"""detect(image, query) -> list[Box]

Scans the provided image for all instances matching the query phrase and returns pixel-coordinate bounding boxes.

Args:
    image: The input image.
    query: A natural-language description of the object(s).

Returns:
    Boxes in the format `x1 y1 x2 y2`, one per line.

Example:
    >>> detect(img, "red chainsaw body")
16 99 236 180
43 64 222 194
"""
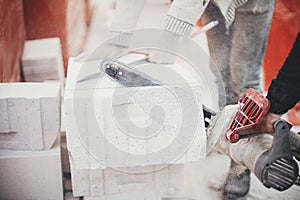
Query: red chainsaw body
226 88 270 143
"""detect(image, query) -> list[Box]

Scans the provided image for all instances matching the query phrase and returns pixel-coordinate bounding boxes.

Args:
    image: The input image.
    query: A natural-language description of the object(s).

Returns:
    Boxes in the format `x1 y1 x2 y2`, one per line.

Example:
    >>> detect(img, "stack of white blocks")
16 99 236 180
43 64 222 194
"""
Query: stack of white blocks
21 37 65 85
0 82 63 200
64 56 207 199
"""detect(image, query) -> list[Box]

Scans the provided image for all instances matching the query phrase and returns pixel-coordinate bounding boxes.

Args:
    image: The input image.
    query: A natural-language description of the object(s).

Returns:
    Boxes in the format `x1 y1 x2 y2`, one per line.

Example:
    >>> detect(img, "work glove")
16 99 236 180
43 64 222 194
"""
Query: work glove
109 0 146 48
149 0 209 64
258 112 282 133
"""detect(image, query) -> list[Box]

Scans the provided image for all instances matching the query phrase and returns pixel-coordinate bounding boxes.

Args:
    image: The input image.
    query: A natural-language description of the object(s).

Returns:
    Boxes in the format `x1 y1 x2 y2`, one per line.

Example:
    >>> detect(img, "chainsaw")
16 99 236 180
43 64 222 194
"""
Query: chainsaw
78 57 300 191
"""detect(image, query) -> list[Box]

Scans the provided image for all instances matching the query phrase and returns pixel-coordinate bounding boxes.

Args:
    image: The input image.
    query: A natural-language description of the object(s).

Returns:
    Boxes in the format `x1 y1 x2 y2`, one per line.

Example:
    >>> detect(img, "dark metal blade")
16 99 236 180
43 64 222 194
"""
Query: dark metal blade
101 59 160 87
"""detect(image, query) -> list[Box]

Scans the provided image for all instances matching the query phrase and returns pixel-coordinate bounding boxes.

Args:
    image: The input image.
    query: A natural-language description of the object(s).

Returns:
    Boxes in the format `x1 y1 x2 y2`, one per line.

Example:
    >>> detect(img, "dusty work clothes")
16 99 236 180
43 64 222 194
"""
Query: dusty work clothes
267 32 300 114
202 0 276 108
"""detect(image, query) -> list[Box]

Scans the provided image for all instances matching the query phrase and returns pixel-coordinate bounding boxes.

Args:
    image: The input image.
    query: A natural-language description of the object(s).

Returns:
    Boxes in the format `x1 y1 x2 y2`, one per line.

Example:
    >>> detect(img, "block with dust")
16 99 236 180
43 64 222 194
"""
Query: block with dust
0 136 63 200
64 57 207 168
0 82 61 150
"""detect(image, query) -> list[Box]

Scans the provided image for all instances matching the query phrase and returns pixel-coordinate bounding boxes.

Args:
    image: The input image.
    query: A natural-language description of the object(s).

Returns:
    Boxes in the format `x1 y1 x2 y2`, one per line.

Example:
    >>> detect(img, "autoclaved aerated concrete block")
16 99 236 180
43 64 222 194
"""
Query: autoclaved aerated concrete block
0 82 61 150
64 56 207 197
21 38 65 84
64 57 207 168
79 165 185 200
70 156 184 198
0 136 63 200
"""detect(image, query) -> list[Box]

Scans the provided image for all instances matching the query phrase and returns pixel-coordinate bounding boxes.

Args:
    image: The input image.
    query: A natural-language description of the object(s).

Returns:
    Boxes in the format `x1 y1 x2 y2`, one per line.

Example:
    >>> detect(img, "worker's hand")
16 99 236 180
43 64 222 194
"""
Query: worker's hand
258 112 282 133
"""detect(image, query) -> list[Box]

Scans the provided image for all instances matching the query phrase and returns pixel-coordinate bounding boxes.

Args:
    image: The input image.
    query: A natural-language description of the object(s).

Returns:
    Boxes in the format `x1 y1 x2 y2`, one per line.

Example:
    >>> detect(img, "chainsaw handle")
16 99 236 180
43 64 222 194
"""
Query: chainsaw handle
226 88 270 143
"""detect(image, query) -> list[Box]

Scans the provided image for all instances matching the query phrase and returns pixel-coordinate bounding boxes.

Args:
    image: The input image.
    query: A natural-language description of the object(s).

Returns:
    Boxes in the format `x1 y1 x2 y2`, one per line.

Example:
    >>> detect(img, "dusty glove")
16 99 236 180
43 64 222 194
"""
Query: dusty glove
110 0 146 47
207 104 272 172
258 112 282 133
149 0 209 64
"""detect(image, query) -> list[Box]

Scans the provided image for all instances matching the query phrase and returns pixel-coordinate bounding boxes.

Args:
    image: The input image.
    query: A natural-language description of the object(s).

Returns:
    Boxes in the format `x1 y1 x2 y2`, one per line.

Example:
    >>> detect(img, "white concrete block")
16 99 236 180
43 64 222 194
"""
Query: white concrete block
64 57 207 168
22 38 65 84
83 191 157 200
0 83 61 150
64 56 205 197
70 159 184 198
70 163 105 196
0 136 63 200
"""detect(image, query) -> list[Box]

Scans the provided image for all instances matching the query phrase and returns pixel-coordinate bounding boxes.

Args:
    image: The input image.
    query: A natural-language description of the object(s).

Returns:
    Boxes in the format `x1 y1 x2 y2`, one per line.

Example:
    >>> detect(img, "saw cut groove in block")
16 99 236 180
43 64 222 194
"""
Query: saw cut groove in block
0 83 61 150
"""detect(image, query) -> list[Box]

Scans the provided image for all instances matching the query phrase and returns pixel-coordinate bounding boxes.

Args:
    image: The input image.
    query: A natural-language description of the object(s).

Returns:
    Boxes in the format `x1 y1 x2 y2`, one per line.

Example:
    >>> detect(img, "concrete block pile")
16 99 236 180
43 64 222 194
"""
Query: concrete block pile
64 56 208 199
22 38 65 85
0 82 63 200
0 83 61 150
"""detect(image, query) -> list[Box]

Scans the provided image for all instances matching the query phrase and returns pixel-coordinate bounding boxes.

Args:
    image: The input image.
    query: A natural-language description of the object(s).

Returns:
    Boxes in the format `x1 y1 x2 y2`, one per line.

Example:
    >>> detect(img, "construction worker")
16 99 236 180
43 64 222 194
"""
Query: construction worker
260 32 300 133
110 0 276 199
201 1 276 199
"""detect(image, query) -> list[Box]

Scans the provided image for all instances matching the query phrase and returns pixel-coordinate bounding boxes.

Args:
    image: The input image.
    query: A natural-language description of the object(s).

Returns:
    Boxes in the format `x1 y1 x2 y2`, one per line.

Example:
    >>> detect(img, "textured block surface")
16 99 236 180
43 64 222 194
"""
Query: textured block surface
0 83 61 150
70 157 184 198
0 136 63 200
22 38 65 83
64 57 206 169
64 57 204 197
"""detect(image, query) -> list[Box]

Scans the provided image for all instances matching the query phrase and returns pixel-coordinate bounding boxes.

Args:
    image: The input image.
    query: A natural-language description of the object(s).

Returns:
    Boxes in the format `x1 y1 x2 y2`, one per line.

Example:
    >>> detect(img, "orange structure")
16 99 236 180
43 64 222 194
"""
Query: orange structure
0 0 26 82
23 0 90 74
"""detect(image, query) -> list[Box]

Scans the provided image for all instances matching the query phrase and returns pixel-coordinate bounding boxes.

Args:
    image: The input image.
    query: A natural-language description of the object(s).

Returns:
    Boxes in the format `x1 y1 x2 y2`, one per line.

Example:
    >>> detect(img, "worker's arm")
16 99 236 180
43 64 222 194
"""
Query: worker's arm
163 0 208 36
148 0 208 63
260 32 300 132
111 0 146 32
266 32 300 114
110 0 146 47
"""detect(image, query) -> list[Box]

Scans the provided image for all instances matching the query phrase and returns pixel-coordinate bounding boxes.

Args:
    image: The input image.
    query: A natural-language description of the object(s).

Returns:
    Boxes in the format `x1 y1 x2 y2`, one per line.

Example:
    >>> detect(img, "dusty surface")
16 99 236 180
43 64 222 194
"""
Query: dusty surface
83 0 300 199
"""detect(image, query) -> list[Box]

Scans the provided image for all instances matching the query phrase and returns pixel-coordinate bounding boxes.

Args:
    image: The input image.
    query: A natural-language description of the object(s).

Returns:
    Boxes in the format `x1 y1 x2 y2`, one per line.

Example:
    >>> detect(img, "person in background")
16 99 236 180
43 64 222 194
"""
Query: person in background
201 0 276 199
110 0 276 199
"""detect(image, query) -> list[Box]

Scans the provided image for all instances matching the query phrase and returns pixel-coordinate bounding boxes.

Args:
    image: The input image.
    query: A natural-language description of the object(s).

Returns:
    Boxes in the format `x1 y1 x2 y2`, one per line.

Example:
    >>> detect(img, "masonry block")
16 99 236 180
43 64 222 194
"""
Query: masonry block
64 56 205 197
82 191 157 200
22 38 65 84
78 165 184 199
0 83 61 150
64 57 207 168
0 136 63 200
70 156 184 198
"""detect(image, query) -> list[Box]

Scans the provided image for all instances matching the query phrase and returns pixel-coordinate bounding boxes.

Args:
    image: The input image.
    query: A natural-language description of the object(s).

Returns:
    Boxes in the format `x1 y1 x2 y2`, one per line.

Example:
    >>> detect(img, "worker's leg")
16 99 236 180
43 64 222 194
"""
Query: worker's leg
210 105 274 198
222 1 276 198
230 0 276 97
202 3 251 199
202 3 236 108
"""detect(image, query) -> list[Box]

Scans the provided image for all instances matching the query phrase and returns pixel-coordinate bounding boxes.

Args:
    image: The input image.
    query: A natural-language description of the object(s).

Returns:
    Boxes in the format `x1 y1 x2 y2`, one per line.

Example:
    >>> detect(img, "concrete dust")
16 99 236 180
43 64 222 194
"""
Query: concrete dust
84 1 300 199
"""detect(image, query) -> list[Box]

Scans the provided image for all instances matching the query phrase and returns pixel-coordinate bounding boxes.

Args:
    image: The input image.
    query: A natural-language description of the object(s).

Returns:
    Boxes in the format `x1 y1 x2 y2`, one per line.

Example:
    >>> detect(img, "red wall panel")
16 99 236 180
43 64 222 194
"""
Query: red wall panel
23 0 88 74
0 0 26 82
